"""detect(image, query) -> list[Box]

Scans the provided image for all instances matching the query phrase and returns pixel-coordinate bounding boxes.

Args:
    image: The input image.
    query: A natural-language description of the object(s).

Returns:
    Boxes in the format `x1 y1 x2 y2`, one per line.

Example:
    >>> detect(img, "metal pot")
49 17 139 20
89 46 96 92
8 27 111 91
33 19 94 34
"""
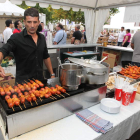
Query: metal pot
59 63 83 91
82 61 110 84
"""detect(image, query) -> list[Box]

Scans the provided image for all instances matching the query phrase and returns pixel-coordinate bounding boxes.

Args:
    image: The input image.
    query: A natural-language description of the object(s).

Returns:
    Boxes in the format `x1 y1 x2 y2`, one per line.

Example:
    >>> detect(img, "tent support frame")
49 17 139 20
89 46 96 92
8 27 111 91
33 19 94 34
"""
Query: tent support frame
24 0 94 9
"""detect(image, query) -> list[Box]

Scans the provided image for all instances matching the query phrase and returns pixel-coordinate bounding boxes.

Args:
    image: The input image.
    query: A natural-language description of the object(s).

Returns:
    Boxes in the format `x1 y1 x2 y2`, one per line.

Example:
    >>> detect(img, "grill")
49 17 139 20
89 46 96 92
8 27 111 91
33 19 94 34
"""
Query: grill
0 79 107 139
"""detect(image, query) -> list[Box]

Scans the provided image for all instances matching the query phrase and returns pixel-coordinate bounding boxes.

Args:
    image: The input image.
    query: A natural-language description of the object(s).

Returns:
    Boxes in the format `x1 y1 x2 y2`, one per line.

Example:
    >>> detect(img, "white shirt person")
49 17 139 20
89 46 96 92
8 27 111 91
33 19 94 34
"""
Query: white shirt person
3 20 14 44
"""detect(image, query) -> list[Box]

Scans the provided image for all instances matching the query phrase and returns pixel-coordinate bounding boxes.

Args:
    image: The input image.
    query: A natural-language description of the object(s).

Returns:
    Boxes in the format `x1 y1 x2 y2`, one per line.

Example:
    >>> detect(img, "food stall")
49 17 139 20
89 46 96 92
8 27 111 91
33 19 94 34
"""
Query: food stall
0 0 140 140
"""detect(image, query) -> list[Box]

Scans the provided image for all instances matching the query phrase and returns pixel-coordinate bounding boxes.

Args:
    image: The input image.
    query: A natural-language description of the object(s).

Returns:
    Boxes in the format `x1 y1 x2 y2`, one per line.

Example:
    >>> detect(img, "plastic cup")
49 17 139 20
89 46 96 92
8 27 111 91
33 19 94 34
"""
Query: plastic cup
115 88 122 101
130 90 137 103
122 92 132 106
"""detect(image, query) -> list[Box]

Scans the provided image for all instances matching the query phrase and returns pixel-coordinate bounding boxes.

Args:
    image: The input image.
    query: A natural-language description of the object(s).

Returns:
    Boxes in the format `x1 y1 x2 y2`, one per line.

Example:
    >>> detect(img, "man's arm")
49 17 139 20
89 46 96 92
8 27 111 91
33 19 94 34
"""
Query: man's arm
43 58 55 78
131 43 134 49
0 52 5 77
71 37 75 44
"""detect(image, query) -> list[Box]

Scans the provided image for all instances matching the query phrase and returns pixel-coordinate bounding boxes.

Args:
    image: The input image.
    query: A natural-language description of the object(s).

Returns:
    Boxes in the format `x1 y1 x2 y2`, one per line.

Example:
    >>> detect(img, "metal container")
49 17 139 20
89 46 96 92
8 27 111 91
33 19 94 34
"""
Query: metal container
82 61 110 84
60 63 83 91
68 58 110 85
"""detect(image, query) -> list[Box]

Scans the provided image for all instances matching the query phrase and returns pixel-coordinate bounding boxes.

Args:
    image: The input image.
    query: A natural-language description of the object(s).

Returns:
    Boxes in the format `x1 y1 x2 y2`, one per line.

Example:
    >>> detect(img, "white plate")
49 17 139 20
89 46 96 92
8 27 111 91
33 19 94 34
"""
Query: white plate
100 98 121 114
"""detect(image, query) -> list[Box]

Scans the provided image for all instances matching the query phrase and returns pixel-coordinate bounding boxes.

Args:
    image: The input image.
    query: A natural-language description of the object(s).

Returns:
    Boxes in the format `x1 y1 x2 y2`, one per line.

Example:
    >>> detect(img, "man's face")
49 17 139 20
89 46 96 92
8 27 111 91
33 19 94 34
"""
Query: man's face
121 27 124 31
24 16 40 34
10 21 14 28
56 24 60 31
18 21 22 29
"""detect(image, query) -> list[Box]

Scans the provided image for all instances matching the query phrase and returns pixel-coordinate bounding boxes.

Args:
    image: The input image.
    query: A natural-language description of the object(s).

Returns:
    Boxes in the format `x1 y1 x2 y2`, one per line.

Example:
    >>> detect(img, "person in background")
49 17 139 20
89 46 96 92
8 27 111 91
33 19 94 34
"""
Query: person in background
3 19 14 44
37 24 42 32
71 24 82 44
100 31 104 37
117 27 125 46
83 27 87 43
13 20 22 34
54 23 67 45
107 33 115 43
122 29 131 47
40 22 47 39
131 31 140 67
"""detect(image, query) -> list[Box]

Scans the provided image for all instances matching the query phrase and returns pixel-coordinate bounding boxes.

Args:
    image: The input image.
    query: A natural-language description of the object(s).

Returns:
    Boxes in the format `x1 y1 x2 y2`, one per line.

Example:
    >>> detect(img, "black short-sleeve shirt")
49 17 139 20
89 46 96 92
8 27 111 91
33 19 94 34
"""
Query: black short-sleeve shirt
73 31 82 41
0 28 50 83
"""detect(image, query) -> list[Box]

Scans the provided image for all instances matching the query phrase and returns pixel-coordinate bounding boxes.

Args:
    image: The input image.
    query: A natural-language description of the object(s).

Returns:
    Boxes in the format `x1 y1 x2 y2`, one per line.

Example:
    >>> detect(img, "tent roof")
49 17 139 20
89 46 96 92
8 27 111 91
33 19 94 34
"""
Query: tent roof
0 0 24 17
5 0 140 9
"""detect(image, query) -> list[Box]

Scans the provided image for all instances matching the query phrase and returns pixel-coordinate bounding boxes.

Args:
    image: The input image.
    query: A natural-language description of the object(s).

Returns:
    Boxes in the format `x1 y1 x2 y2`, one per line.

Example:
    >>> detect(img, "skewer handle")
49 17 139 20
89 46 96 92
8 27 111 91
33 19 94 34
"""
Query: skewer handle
39 97 42 102
19 105 23 110
30 101 33 106
35 100 38 105
60 94 65 98
12 107 15 111
23 103 26 108
65 92 70 96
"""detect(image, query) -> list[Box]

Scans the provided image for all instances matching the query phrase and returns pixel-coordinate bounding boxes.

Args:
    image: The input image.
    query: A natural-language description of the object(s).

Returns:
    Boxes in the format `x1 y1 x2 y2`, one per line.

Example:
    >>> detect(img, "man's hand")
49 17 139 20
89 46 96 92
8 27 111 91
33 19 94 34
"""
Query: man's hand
51 75 55 79
0 66 5 78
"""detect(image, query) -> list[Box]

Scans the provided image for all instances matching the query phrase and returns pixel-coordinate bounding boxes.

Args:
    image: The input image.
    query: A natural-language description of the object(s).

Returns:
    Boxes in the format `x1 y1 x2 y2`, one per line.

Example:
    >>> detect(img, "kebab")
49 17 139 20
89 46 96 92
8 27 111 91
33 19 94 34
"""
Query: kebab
29 92 38 105
17 84 25 92
29 80 39 88
33 79 44 87
51 87 65 98
24 81 37 90
5 85 15 93
12 95 23 110
3 87 11 96
22 83 31 91
44 87 57 99
14 86 21 93
31 90 42 102
18 92 26 108
24 92 33 106
5 95 15 111
0 87 5 96
55 85 70 96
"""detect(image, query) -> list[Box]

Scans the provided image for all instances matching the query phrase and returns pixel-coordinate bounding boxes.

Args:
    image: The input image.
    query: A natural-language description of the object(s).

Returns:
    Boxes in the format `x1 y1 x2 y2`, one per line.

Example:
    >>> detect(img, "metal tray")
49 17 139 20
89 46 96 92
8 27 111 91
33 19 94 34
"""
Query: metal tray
106 73 137 91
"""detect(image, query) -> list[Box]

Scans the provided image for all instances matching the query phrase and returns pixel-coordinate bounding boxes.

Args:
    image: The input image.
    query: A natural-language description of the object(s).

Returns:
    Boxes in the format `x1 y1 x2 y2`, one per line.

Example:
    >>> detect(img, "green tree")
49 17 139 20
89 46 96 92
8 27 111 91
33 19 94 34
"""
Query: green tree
18 2 119 26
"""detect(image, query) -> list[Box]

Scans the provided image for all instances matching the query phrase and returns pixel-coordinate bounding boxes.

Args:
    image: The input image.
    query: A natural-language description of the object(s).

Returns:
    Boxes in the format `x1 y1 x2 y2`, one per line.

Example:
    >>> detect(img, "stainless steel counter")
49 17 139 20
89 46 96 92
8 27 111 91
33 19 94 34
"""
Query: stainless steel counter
48 44 101 49
98 45 133 52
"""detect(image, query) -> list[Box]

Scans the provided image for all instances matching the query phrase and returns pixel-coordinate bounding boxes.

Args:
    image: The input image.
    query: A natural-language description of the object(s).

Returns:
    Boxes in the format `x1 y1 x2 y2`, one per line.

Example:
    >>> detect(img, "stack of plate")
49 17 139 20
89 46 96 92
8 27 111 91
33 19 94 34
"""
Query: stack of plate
100 98 121 114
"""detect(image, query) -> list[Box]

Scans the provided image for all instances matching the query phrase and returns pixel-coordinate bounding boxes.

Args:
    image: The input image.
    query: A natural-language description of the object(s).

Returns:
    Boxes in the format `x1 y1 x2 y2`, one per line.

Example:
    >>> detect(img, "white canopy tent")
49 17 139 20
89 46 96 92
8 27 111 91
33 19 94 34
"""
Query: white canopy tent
1 0 140 43
0 0 24 33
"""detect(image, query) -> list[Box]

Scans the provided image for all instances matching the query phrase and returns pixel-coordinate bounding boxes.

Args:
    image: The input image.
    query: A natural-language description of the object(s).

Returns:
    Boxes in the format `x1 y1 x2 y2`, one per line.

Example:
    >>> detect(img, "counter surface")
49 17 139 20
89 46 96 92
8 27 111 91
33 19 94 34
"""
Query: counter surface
98 45 134 52
48 43 100 49
1 100 139 140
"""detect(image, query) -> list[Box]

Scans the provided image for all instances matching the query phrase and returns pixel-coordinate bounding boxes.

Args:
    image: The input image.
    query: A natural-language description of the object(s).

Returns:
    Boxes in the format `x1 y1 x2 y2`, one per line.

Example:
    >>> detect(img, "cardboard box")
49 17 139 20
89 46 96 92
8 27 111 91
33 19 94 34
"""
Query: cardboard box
102 50 121 68
0 73 15 87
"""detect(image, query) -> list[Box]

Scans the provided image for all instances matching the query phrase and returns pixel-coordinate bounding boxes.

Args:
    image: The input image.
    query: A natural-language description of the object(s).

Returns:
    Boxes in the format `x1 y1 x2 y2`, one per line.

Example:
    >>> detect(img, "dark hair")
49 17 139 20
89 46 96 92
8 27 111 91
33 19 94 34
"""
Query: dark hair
57 23 63 29
37 24 42 32
41 22 44 24
24 8 39 20
121 27 124 29
5 19 12 27
14 20 20 28
126 29 130 33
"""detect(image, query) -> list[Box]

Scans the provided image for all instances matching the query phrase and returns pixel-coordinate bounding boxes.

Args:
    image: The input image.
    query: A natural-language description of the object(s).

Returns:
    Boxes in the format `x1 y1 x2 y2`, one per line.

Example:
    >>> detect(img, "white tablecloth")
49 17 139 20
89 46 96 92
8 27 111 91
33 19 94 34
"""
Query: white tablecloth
1 100 140 140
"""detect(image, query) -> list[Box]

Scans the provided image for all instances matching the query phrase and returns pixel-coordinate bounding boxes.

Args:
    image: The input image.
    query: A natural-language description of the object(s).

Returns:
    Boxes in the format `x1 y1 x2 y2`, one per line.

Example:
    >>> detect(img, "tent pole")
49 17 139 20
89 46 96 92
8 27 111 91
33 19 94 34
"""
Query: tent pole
93 0 98 44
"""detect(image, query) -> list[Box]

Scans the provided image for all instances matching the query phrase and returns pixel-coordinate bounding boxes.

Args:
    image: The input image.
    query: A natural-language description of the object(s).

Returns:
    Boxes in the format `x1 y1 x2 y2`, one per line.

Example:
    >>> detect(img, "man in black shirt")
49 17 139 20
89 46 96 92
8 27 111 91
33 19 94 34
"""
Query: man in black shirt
0 8 54 83
71 24 82 44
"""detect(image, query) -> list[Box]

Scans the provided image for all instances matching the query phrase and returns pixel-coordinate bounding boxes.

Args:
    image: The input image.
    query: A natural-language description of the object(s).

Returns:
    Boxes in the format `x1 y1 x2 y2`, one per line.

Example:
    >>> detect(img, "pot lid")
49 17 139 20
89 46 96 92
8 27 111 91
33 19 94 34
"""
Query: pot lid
68 57 106 69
